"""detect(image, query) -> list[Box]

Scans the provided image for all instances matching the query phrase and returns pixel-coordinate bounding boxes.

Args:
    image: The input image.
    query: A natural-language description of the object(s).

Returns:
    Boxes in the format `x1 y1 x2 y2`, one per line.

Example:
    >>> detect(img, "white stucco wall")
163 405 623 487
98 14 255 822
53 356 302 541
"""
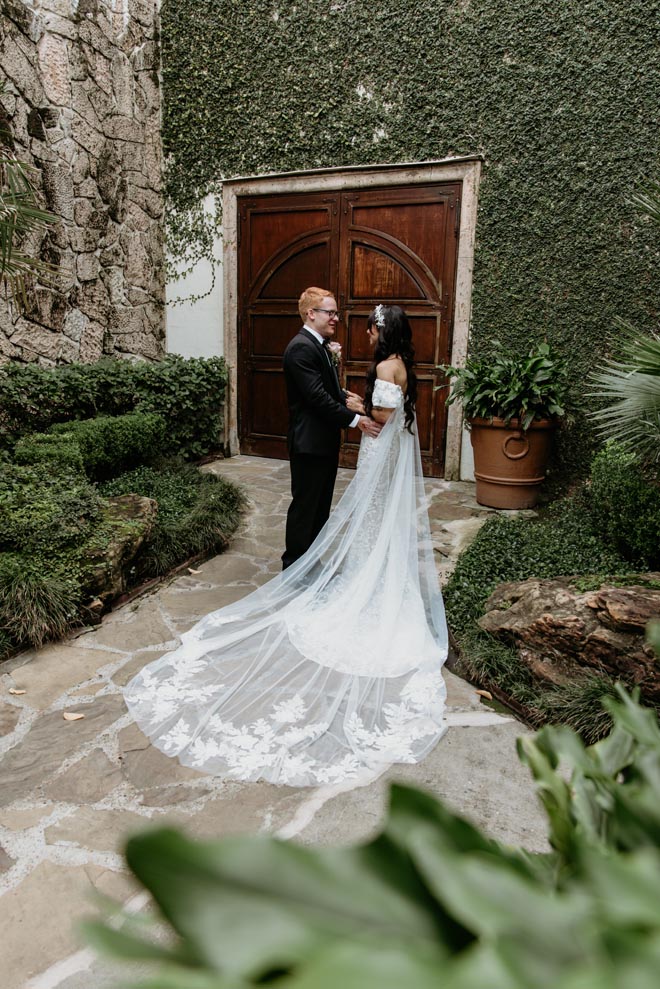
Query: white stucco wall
165 196 224 358
460 425 475 481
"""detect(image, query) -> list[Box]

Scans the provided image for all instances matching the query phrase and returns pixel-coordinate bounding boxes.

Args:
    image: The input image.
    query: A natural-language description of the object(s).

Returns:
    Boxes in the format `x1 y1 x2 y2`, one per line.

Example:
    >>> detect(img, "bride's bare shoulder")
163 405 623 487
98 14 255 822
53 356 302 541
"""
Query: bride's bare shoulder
376 358 406 388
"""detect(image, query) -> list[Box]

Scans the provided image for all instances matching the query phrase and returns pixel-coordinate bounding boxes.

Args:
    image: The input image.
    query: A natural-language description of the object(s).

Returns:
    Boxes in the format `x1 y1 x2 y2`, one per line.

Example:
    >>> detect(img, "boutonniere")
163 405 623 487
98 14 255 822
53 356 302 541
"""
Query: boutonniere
327 341 342 367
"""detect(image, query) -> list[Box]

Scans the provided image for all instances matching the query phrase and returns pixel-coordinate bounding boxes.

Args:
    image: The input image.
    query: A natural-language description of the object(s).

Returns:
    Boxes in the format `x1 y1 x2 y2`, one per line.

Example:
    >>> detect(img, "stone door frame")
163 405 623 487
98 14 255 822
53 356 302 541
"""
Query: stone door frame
222 155 481 479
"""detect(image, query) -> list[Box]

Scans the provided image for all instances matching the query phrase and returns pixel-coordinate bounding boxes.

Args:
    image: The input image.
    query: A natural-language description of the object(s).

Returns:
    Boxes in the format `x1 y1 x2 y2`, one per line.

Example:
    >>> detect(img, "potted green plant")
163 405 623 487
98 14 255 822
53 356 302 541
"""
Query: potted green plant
441 341 567 509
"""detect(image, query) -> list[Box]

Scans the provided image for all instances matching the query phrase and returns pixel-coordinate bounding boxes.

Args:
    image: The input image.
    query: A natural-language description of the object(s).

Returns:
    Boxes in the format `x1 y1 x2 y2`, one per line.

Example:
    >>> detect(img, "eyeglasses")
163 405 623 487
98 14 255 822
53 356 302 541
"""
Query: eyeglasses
312 308 341 319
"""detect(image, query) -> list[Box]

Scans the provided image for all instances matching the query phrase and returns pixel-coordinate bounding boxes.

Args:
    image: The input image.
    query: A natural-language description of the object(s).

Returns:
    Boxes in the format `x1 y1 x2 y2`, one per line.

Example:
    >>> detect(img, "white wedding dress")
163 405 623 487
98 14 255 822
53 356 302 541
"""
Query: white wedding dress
124 380 448 786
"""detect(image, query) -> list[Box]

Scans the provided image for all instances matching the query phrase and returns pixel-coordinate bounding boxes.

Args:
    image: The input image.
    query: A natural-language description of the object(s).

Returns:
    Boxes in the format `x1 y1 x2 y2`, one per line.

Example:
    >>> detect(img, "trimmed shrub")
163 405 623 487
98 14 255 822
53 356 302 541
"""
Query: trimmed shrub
587 441 660 568
100 464 246 578
50 412 167 480
0 463 102 553
444 499 631 637
0 355 228 458
13 431 85 473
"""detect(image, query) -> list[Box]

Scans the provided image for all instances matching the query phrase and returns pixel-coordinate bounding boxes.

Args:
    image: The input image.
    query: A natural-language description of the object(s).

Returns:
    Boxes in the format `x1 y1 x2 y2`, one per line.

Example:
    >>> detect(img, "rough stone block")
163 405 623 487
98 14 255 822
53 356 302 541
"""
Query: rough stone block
37 32 71 106
43 747 123 804
9 642 125 711
0 695 126 807
79 318 105 361
76 250 100 281
45 805 149 851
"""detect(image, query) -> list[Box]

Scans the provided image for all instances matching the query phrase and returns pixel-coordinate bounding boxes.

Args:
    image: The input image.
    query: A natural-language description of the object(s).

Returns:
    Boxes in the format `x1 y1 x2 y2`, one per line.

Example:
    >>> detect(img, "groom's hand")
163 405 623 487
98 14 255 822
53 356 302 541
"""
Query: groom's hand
356 416 382 437
345 391 365 414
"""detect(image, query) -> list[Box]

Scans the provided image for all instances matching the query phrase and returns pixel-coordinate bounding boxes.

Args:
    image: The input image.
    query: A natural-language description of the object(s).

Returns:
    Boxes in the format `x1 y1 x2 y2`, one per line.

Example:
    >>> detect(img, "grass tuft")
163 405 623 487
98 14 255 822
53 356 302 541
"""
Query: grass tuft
0 555 81 647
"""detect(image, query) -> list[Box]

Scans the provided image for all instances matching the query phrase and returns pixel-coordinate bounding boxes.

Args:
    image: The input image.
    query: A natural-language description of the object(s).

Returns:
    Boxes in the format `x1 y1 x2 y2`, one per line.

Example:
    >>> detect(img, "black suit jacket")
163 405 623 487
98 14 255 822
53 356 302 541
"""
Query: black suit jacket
283 328 355 456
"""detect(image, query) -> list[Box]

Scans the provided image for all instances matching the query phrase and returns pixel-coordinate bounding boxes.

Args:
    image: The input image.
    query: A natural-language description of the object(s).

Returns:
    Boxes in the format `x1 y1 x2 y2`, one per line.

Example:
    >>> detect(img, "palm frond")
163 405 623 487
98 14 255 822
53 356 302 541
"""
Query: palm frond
629 178 660 226
588 328 660 465
0 148 58 308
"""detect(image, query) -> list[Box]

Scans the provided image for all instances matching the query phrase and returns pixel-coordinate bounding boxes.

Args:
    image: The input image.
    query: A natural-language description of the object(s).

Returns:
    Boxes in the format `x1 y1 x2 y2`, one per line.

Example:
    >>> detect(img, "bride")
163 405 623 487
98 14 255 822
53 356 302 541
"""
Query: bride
124 304 448 786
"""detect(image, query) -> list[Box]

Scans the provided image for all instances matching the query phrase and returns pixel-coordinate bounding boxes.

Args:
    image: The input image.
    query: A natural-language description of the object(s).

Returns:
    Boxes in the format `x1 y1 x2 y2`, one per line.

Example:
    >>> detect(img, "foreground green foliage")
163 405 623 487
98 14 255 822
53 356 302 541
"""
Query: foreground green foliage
88 688 660 988
100 465 246 579
0 355 228 458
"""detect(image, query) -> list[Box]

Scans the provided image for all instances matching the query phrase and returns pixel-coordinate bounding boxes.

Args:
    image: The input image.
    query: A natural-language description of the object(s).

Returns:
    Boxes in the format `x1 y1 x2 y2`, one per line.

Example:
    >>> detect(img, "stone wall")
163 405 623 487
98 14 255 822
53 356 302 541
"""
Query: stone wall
0 0 165 364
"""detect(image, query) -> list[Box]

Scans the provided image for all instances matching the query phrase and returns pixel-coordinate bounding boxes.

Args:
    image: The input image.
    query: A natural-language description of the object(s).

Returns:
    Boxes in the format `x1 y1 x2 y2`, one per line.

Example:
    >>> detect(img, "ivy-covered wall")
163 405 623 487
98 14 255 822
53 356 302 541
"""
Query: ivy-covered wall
161 0 660 478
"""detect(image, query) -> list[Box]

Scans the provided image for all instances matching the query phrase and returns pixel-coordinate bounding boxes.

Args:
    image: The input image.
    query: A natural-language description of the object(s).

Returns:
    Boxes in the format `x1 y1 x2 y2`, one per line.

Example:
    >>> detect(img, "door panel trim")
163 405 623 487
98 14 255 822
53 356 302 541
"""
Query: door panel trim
223 157 482 479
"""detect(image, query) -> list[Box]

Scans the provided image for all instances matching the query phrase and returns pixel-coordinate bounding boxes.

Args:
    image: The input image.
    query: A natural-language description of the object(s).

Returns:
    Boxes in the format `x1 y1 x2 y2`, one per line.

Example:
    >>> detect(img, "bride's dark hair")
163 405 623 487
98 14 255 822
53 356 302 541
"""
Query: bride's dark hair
364 305 417 433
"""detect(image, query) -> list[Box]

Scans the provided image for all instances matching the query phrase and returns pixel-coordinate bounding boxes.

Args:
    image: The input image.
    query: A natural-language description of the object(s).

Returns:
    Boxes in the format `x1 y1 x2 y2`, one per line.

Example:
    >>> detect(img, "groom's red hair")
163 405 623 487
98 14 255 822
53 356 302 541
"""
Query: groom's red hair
298 286 333 321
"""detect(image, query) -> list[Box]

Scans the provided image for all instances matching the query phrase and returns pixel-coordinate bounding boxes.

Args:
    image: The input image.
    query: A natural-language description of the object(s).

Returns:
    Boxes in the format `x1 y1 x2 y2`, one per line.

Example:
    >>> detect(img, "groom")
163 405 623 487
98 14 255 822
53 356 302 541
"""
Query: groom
281 286 381 569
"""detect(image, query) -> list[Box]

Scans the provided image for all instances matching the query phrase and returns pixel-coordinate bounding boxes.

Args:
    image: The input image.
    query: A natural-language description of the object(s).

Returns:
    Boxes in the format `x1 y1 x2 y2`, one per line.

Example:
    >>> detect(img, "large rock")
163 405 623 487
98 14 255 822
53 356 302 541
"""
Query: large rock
82 494 157 603
479 576 660 701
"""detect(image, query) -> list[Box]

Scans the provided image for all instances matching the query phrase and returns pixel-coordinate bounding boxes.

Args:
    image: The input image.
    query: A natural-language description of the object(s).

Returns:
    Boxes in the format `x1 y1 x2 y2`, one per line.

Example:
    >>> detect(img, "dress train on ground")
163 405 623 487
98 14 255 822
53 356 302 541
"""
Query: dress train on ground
124 380 448 786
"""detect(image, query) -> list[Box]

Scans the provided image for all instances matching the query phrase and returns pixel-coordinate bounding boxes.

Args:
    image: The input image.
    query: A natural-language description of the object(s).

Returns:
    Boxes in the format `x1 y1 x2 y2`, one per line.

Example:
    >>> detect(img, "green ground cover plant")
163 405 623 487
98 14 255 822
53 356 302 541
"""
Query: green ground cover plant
0 462 102 554
587 442 660 569
0 356 239 658
443 483 644 739
87 687 660 988
100 464 246 580
14 412 168 481
444 499 631 638
0 462 245 658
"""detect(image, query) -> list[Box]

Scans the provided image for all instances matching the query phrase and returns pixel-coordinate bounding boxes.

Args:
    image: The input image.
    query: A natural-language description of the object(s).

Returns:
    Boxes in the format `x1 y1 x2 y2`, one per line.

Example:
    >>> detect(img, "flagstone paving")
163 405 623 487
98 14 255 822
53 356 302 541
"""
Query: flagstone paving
0 456 547 989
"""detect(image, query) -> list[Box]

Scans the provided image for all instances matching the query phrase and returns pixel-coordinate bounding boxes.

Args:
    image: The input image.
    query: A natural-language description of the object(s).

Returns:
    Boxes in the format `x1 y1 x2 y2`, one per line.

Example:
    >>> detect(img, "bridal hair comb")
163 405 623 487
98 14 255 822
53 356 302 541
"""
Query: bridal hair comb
373 304 387 328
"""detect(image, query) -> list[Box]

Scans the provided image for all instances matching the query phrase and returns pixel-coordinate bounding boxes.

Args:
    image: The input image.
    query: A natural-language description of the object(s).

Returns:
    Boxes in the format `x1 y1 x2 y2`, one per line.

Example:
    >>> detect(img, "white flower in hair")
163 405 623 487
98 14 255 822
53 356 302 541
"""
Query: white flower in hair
373 304 387 328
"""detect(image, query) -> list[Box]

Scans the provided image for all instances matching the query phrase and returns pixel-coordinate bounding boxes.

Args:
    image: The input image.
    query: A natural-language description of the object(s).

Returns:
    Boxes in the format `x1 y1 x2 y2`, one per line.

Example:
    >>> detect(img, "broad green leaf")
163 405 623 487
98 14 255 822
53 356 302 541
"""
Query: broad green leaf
124 827 443 978
279 939 446 989
402 847 592 964
118 969 249 989
580 846 660 926
441 941 527 989
82 920 186 965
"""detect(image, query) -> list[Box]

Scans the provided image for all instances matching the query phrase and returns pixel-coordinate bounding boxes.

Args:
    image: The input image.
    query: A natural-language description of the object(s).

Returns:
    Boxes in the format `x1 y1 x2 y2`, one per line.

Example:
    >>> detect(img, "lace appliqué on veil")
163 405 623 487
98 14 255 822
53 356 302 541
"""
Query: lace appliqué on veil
127 665 446 786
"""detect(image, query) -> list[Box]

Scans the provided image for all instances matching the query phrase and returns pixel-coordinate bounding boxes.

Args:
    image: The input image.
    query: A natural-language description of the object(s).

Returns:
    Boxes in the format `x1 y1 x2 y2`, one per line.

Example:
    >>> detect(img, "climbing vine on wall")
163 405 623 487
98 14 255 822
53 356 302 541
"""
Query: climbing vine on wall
161 0 660 478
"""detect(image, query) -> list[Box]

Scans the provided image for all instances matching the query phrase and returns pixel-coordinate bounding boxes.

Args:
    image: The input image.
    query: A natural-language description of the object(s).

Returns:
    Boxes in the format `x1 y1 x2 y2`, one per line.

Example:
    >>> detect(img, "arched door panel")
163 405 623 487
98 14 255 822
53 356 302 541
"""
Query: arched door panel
238 183 460 475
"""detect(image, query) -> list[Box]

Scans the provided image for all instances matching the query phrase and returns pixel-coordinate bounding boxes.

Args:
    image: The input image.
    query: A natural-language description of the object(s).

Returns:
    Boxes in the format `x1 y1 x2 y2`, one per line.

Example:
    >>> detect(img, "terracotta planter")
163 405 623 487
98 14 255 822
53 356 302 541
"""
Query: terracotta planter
470 417 557 509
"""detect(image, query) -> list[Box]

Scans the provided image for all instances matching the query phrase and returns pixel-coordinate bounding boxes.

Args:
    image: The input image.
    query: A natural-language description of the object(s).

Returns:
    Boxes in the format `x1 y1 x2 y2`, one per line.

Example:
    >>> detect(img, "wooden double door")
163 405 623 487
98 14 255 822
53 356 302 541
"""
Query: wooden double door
237 182 461 476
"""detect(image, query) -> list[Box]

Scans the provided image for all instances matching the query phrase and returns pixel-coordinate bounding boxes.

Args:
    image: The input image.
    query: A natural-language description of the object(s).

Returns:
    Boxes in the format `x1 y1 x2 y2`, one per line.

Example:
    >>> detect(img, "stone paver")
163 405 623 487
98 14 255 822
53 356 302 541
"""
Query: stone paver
0 455 546 989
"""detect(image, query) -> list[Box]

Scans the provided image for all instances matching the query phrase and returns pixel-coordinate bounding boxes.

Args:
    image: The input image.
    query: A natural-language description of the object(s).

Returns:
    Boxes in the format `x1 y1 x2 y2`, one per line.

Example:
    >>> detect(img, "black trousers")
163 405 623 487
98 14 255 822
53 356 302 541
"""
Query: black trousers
282 453 338 570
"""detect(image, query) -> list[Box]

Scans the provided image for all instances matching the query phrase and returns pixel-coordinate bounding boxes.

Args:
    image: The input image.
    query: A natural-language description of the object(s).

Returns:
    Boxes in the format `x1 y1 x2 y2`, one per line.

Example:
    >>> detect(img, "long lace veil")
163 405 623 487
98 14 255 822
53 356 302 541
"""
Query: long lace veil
125 387 448 786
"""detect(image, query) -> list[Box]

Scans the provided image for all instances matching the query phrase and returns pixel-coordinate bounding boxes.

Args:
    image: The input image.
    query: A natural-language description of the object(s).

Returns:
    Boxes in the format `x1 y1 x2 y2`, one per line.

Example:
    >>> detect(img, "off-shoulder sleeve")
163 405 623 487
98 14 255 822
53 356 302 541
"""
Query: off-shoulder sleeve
372 379 404 408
